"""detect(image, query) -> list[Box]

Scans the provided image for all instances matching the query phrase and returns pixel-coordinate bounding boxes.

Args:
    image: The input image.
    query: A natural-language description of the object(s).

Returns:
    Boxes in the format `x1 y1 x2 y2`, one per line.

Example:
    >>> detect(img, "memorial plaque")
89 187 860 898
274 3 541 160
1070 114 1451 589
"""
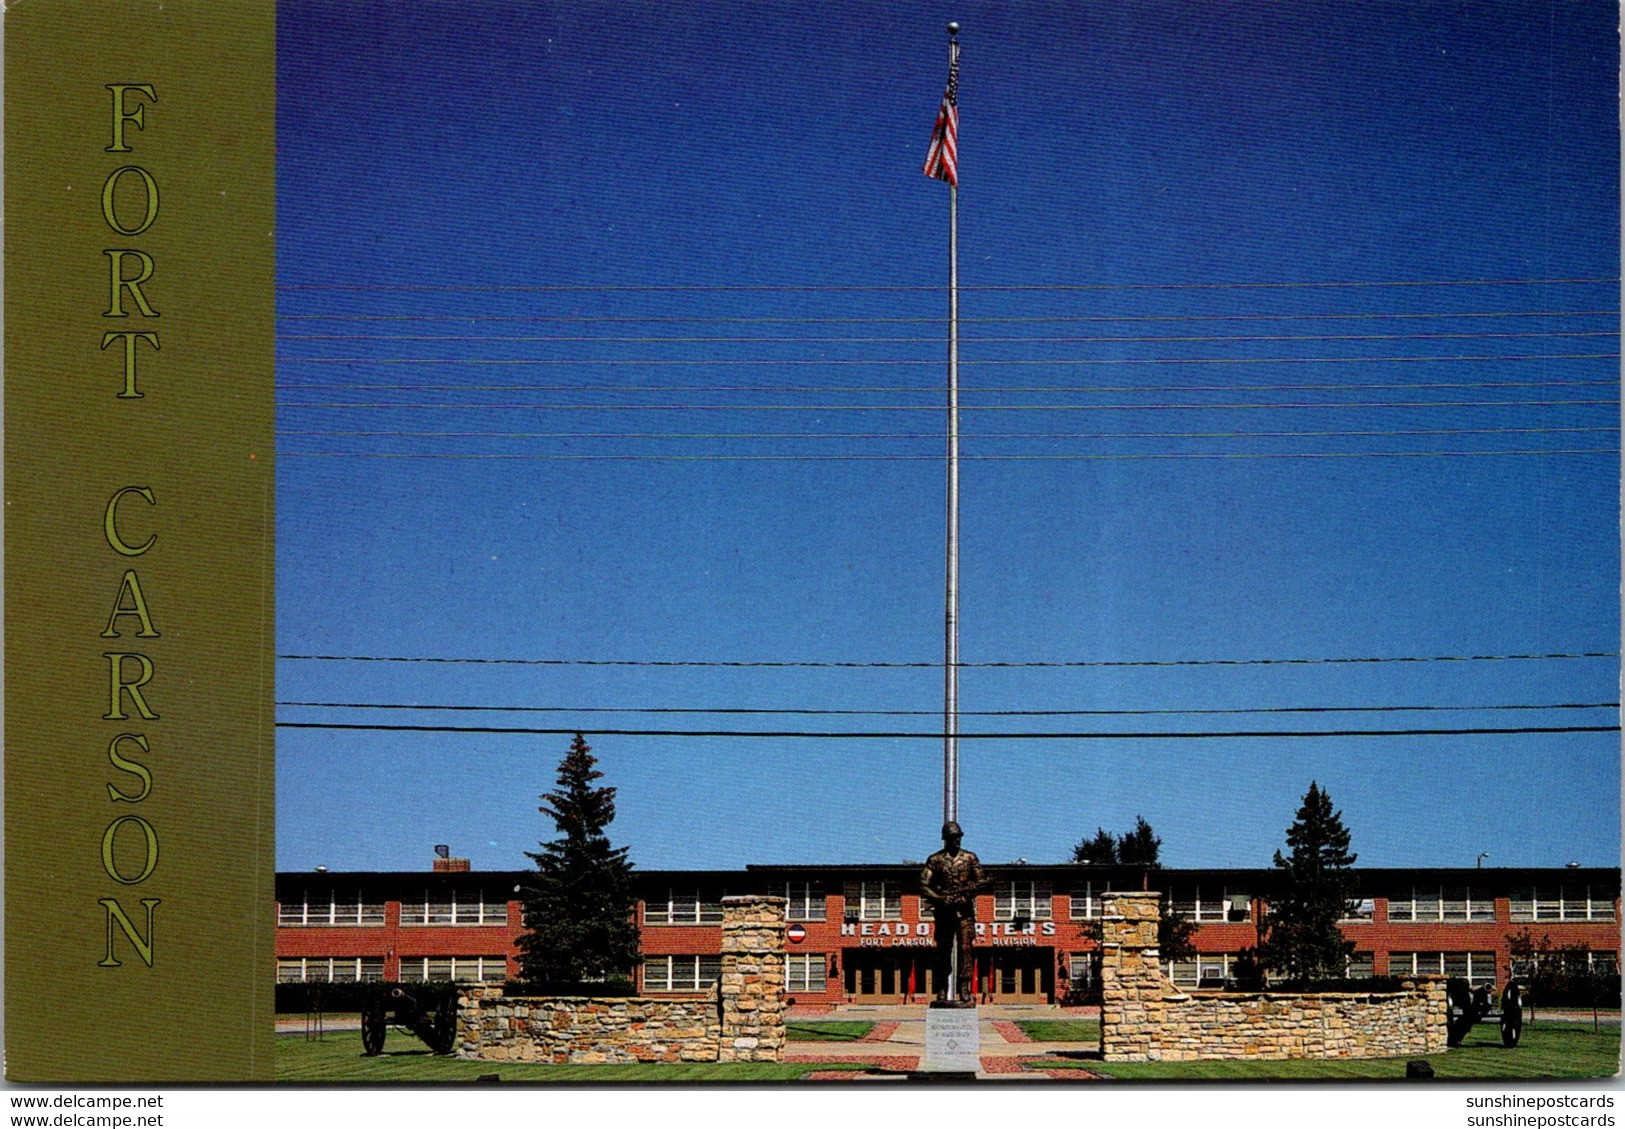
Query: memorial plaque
921 1006 981 1075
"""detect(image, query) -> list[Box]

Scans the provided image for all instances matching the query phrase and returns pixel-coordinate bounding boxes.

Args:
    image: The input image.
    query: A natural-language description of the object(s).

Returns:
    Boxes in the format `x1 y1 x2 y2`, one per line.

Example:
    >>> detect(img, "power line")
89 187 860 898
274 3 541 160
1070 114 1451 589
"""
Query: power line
276 699 1620 717
277 379 1620 394
278 427 1620 441
277 449 1621 462
274 721 1619 739
278 277 1620 292
276 650 1619 668
276 309 1621 325
277 352 1619 367
278 330 1620 344
275 398 1618 412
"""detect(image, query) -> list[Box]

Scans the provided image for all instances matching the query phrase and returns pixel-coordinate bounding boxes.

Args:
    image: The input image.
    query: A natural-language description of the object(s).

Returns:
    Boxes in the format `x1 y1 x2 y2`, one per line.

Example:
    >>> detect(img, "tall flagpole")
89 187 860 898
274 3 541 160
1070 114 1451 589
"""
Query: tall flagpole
942 22 961 828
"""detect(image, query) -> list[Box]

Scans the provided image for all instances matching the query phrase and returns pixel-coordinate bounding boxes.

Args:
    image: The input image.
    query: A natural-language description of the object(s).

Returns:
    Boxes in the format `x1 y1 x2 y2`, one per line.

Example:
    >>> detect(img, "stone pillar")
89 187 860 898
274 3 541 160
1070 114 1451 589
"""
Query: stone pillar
454 981 504 1059
716 894 788 1062
1099 890 1168 1062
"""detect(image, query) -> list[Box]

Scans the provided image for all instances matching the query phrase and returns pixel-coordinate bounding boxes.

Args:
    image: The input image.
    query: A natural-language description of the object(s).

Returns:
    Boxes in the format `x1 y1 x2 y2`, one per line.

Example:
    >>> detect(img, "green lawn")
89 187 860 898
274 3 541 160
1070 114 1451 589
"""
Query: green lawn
1072 1023 1619 1080
1016 1019 1100 1043
275 1033 869 1082
786 1020 875 1042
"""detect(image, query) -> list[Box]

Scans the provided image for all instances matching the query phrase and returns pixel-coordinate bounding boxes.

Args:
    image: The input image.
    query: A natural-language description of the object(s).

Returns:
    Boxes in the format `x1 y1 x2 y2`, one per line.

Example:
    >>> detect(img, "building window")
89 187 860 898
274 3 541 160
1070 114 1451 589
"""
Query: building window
277 891 385 927
1387 886 1492 923
1068 953 1101 993
1511 949 1619 982
398 890 509 927
644 890 724 925
276 956 385 983
1340 898 1376 923
1168 953 1232 988
1069 881 1110 921
1346 951 1374 979
1390 951 1496 987
844 881 902 921
784 881 826 922
1510 884 1619 923
995 880 1052 921
1171 887 1250 923
396 955 507 983
643 955 722 992
785 953 825 993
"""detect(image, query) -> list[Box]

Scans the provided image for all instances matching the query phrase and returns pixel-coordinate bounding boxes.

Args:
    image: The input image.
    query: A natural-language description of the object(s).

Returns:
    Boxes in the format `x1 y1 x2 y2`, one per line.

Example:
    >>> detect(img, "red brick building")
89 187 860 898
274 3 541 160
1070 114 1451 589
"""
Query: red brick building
276 860 1619 1005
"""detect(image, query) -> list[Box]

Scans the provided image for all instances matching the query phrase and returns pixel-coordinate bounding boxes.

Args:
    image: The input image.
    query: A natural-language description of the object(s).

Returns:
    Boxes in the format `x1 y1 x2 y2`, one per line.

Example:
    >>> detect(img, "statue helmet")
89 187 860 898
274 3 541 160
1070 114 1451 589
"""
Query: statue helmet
942 821 963 839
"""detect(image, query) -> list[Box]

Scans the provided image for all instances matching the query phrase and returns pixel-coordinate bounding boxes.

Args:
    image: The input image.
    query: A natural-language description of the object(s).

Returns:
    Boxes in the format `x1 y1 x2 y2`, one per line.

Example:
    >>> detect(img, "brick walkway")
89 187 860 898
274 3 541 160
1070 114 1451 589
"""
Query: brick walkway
786 1004 1102 1080
990 1019 1032 1043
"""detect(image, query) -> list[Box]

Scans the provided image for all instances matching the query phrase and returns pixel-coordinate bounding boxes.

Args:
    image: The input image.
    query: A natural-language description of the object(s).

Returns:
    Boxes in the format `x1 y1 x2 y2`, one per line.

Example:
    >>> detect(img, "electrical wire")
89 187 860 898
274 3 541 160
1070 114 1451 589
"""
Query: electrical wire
276 352 1620 367
274 398 1618 412
277 379 1620 394
278 449 1621 461
277 330 1620 344
278 276 1620 292
275 699 1620 717
276 650 1619 668
274 721 1619 739
275 309 1621 325
277 427 1620 441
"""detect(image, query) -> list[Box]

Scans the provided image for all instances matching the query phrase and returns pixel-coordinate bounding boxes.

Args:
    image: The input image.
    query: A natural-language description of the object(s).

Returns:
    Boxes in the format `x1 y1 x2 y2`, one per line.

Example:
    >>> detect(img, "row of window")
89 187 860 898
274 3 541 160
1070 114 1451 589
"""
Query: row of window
278 893 509 927
799 882 1618 924
640 953 828 993
277 957 386 982
1146 951 1499 990
277 897 386 927
1509 886 1617 922
280 948 1622 992
398 895 508 926
277 882 1620 930
641 954 722 992
276 956 511 983
1389 951 1498 986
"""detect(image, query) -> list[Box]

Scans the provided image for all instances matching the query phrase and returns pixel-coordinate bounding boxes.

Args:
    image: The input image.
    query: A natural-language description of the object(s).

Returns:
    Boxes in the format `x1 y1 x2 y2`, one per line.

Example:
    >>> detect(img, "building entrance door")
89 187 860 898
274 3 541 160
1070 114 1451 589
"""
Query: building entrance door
979 948 1052 1003
842 950 934 1002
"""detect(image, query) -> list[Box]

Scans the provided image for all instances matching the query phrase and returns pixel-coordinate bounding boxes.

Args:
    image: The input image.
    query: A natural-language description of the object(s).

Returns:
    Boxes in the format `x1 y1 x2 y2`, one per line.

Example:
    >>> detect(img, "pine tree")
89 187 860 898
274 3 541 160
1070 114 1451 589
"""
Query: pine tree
1256 781 1359 983
1072 828 1118 865
1070 816 1194 966
516 734 641 986
1116 816 1162 867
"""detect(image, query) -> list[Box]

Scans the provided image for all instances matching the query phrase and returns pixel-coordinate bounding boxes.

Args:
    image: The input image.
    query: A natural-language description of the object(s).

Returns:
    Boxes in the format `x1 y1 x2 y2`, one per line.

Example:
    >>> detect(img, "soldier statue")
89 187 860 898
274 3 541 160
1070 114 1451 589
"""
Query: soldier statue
919 821 989 1005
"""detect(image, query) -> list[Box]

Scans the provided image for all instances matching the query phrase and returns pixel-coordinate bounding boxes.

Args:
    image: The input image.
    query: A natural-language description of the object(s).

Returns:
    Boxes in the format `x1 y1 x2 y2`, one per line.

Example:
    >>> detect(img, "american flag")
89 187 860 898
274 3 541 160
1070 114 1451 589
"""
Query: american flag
922 45 959 186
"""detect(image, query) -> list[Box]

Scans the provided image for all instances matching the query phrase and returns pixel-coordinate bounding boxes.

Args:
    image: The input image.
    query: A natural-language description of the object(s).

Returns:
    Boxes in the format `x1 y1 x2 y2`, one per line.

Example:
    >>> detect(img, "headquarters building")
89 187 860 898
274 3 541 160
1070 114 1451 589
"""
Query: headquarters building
276 857 1620 1005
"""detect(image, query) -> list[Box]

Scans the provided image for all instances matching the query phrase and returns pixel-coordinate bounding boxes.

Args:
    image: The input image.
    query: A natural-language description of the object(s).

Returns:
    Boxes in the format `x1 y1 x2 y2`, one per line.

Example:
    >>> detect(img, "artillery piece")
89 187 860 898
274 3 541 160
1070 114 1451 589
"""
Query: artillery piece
360 985 459 1056
1445 978 1523 1047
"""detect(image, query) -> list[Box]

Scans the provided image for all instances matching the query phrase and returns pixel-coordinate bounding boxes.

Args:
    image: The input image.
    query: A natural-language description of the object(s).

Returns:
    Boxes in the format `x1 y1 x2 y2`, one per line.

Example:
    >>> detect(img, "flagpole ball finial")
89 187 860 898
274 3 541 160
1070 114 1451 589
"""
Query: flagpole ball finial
946 20 959 36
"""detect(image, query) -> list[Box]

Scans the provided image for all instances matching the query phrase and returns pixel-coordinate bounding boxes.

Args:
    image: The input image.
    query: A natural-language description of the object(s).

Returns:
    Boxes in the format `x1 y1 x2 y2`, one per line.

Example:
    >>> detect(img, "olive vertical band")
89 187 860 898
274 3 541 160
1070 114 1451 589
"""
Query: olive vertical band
5 1 276 1081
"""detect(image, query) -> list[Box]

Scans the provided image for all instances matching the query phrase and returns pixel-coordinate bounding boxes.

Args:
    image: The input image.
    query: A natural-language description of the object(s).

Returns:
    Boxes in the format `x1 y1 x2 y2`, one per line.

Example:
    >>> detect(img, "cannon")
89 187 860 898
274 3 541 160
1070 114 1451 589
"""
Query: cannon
1445 978 1523 1047
360 985 459 1056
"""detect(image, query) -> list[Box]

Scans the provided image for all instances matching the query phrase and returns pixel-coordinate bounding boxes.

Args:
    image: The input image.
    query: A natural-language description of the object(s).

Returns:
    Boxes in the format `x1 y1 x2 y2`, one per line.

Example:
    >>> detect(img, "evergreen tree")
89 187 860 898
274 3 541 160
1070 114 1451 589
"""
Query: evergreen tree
1072 828 1118 865
516 734 641 985
1256 781 1359 983
1071 816 1160 867
1117 816 1162 867
1070 816 1194 966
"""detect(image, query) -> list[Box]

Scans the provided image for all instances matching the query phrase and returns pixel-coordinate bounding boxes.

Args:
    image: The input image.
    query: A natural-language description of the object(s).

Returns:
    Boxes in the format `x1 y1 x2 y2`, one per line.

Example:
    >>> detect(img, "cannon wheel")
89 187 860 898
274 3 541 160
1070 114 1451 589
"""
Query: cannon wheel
1445 977 1477 1047
1500 981 1523 1048
428 989 458 1055
360 1004 387 1056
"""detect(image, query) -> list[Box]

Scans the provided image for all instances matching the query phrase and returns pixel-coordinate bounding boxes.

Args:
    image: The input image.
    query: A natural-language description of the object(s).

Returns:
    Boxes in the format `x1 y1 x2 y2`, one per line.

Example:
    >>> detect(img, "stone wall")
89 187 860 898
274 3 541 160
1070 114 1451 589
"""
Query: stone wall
1100 890 1448 1062
454 894 787 1065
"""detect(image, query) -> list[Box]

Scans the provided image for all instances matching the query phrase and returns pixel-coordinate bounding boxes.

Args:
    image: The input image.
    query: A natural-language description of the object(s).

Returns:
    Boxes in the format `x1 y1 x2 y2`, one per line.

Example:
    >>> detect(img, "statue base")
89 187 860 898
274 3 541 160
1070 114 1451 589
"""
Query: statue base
912 1003 980 1079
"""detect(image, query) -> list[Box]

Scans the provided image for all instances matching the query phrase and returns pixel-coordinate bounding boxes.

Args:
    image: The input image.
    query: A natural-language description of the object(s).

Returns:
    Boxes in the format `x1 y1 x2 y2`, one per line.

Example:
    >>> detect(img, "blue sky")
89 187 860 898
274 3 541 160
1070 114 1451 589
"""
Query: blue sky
274 1 1620 874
